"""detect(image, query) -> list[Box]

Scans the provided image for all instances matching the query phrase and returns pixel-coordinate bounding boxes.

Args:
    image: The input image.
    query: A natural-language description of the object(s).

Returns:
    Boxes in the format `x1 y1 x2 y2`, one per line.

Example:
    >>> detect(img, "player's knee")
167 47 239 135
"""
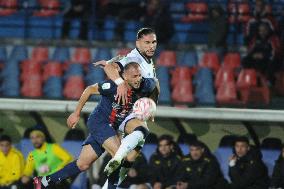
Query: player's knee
76 160 91 171
134 126 149 139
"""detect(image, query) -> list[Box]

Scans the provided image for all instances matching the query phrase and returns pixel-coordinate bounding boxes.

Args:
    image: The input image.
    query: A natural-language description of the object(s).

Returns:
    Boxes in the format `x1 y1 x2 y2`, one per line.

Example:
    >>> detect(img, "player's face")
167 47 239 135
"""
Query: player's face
0 141 11 156
30 133 45 148
234 141 250 158
189 146 204 160
124 67 142 89
158 139 172 157
136 34 157 58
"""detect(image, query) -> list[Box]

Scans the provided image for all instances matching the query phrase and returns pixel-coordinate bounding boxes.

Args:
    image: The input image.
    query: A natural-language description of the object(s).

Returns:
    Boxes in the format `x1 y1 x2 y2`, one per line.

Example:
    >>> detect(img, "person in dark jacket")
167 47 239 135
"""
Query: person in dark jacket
229 136 269 189
149 135 181 189
270 144 284 189
176 140 228 189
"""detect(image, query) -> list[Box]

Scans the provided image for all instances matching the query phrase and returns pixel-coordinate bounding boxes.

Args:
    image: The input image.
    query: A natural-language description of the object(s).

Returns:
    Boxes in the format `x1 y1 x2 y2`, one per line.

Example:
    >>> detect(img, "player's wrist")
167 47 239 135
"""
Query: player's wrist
114 77 125 85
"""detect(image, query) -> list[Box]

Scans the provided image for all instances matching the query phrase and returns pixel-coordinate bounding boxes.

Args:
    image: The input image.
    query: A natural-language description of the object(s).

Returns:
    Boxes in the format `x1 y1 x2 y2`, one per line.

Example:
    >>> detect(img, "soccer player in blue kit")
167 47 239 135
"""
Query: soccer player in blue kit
33 62 156 189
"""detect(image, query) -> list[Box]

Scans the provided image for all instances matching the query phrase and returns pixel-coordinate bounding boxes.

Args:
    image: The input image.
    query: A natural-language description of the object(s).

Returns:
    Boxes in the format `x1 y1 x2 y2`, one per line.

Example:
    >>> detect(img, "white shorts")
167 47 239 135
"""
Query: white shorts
118 113 147 134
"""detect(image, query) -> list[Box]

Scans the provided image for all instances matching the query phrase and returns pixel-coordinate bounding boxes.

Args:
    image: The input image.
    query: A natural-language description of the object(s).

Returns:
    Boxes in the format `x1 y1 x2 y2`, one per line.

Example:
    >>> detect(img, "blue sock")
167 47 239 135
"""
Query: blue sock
49 160 81 184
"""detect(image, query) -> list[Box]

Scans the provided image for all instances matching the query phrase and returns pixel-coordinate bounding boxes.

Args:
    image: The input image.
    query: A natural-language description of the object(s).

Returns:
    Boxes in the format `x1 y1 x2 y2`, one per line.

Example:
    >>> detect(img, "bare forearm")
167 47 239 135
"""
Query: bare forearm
74 87 94 115
104 63 121 82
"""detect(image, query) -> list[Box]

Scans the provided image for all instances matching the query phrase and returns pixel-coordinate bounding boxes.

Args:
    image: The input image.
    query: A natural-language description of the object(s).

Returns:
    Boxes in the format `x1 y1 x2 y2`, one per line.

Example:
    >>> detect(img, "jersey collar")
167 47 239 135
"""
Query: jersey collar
135 48 152 64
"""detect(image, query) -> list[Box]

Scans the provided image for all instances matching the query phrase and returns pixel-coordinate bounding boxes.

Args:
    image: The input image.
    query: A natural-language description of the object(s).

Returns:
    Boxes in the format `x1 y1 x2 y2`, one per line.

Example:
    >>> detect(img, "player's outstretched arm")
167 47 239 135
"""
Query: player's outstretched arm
104 63 128 105
67 84 99 129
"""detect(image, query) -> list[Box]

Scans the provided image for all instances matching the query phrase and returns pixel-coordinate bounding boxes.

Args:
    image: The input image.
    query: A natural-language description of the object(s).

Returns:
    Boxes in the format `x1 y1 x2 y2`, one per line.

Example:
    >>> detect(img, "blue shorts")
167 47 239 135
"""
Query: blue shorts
82 117 116 157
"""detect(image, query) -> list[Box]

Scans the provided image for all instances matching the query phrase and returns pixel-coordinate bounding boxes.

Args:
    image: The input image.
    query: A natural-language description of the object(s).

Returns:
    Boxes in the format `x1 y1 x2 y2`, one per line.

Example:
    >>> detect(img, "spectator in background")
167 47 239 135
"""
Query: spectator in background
143 0 174 44
208 5 227 49
270 144 284 189
176 140 228 189
61 0 92 40
228 136 269 189
149 135 181 189
244 0 278 45
242 23 281 79
21 129 73 188
0 135 24 189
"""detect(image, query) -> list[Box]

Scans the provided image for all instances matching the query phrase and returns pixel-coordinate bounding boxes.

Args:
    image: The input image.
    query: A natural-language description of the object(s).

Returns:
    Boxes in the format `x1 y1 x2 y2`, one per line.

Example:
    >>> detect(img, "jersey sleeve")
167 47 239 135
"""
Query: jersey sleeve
98 80 117 96
141 78 156 94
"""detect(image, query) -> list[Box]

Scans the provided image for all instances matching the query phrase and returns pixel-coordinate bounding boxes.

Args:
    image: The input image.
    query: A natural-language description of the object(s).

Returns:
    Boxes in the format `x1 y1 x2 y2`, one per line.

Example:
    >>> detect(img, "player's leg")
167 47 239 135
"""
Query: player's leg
104 118 149 176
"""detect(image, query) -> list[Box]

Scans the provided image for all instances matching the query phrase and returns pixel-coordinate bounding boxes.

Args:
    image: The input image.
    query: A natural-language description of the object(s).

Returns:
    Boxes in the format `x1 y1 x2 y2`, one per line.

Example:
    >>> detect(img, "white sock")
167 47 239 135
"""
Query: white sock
41 176 49 187
113 131 144 160
101 179 108 189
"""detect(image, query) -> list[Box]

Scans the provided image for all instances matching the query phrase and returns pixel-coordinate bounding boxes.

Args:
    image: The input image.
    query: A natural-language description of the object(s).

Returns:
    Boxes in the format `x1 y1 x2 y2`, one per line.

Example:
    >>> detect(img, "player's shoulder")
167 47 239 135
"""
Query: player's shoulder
141 77 156 91
99 80 116 89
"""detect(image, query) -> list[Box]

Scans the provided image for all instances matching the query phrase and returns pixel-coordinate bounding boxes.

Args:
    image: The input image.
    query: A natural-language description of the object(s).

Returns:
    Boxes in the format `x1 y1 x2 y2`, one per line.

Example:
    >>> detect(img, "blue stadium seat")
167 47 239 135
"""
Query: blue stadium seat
93 48 112 61
179 144 189 155
52 47 70 62
103 18 116 40
142 144 157 162
124 21 141 42
156 66 171 104
214 147 232 181
178 50 198 67
261 149 280 177
28 17 57 39
194 68 215 105
44 77 63 98
0 46 7 61
71 172 87 189
17 139 34 158
9 45 28 61
171 32 188 43
170 2 185 12
64 64 83 80
0 14 25 38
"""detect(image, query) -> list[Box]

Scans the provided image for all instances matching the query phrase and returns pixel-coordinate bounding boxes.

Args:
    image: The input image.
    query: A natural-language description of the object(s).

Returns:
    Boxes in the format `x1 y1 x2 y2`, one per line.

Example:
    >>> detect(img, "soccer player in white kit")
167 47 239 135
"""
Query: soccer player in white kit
94 28 159 188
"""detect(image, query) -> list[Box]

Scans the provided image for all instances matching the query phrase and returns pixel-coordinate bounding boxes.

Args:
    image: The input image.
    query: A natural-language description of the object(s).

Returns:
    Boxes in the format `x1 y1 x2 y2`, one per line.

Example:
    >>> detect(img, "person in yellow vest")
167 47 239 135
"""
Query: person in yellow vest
21 129 73 188
0 135 24 189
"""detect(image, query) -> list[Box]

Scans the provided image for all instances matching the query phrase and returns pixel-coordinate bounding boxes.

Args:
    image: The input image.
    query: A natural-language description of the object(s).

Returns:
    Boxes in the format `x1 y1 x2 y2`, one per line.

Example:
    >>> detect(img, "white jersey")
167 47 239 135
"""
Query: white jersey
118 48 156 78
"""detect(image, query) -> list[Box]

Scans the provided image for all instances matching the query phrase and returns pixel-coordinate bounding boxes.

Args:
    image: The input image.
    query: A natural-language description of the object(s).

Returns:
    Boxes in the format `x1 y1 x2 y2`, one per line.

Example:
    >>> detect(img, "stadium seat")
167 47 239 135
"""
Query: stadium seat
178 51 198 67
43 61 62 81
172 80 194 103
93 47 112 61
237 3 250 23
194 68 215 105
17 139 34 158
157 50 177 67
21 75 43 97
182 2 208 22
215 67 235 88
64 63 83 80
179 144 189 155
52 47 70 62
171 66 192 86
34 0 60 17
141 144 157 162
216 82 238 104
61 141 83 158
43 76 62 98
71 47 91 64
0 0 18 16
236 69 257 89
0 46 7 61
261 149 280 177
71 172 87 189
9 45 28 61
63 76 84 99
32 46 49 62
214 147 232 181
116 48 131 56
103 18 116 40
156 66 171 104
223 52 241 70
199 52 220 73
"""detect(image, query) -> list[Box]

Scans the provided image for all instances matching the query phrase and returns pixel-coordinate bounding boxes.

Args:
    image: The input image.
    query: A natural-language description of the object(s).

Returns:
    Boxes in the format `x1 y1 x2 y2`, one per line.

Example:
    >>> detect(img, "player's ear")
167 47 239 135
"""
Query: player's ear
122 72 127 80
136 40 140 48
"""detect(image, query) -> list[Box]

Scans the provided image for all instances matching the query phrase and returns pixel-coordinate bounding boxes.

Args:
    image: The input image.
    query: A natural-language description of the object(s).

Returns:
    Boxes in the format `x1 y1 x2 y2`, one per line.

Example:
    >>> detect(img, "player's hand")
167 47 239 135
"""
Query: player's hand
67 112 80 129
116 82 128 105
21 176 31 184
93 60 107 68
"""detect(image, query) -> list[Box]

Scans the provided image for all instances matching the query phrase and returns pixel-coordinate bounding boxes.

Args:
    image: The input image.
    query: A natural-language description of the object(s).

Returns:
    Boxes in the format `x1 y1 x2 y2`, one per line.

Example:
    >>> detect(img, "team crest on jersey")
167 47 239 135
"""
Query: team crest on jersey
102 83 111 90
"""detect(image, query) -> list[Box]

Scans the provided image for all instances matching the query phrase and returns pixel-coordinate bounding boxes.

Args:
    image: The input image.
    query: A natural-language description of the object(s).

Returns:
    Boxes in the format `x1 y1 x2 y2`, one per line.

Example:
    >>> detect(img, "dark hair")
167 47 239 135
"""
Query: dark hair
137 28 155 39
124 62 140 71
0 135 12 143
234 136 250 145
158 134 174 145
190 140 205 149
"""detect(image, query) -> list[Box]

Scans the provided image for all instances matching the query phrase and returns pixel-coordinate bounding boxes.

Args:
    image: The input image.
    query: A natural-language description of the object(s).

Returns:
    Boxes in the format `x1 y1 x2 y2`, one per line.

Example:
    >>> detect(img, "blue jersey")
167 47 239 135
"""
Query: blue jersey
89 78 156 130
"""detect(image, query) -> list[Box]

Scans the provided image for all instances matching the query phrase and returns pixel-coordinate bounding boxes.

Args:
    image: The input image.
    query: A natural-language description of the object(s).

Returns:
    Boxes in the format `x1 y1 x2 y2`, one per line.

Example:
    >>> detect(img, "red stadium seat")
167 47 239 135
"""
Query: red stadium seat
43 61 62 81
223 53 241 70
182 2 208 22
0 0 17 16
236 69 257 89
157 50 177 67
172 80 194 103
21 75 43 97
215 67 235 88
71 47 91 64
116 48 131 56
34 0 60 17
171 67 192 86
216 82 237 104
63 76 85 99
199 52 220 73
32 47 49 62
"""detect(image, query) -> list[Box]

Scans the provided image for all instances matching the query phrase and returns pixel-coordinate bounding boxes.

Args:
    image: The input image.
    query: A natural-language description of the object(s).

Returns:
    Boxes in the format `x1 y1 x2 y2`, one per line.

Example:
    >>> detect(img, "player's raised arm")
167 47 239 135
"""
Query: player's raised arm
67 84 99 129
